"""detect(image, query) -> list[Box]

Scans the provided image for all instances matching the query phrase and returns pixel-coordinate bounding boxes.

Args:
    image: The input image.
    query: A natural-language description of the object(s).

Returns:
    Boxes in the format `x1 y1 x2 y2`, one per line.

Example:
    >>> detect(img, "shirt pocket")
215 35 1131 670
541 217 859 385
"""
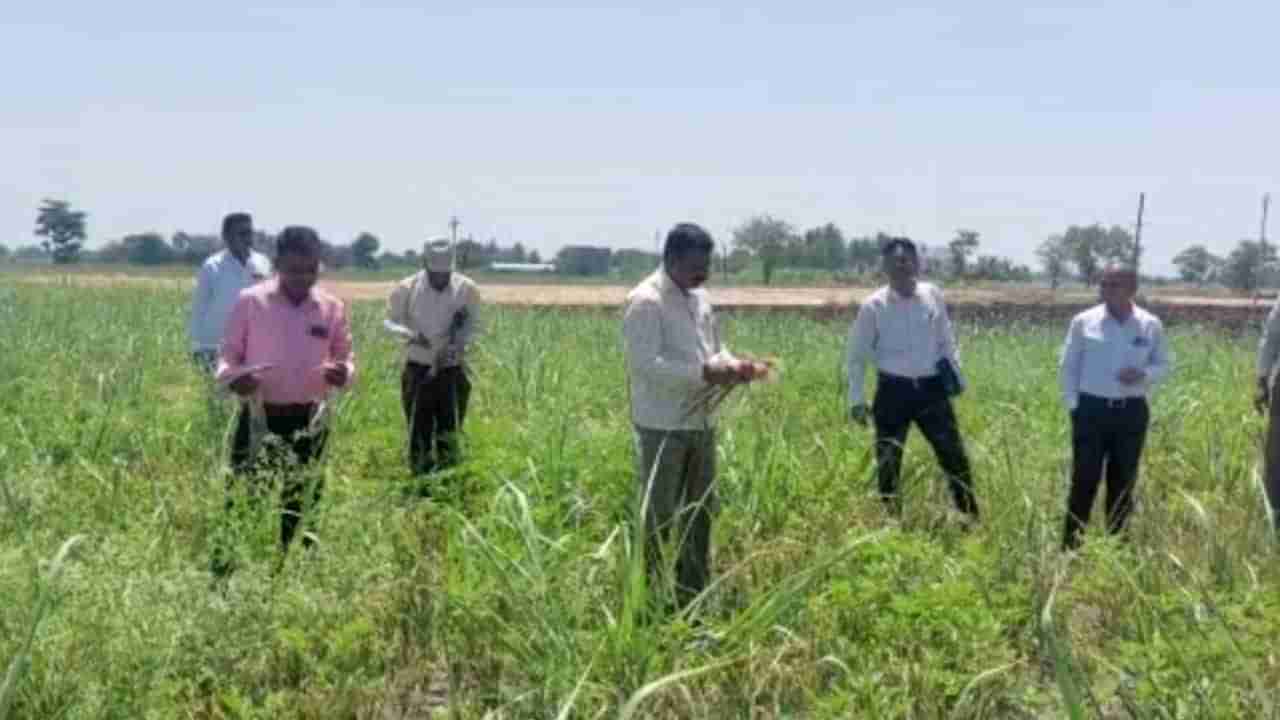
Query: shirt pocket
1124 332 1154 368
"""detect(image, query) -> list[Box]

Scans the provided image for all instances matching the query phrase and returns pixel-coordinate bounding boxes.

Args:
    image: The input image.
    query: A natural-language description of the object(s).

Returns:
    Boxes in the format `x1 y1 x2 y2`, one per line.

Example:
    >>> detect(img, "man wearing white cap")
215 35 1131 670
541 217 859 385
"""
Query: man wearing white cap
386 237 481 485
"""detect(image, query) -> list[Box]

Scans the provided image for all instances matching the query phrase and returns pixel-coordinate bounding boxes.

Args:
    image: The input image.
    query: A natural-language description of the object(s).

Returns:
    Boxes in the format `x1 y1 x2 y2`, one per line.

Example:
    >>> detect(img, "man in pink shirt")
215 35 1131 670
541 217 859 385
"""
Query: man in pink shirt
213 225 355 574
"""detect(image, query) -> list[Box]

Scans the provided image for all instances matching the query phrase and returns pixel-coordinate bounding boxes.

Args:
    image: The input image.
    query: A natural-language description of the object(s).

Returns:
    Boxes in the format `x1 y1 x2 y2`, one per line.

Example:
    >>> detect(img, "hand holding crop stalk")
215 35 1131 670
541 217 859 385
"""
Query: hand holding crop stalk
322 361 349 387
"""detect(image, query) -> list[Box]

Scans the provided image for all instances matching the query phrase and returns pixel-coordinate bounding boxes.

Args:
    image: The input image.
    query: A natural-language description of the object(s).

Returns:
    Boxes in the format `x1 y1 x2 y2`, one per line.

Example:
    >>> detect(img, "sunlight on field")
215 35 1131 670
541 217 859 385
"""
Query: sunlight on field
1 280 1278 718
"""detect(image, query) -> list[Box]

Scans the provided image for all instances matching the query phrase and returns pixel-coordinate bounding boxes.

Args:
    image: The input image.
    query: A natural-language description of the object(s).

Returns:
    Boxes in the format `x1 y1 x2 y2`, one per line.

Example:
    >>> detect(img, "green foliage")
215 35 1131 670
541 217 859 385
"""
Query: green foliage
34 199 87 264
1172 245 1225 286
1 281 1277 717
1220 240 1276 293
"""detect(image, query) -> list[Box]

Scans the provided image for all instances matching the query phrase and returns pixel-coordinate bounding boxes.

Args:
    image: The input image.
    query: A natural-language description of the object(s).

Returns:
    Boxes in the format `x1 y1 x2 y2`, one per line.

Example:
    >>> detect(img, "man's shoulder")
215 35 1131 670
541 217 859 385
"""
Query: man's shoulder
1071 304 1105 324
248 251 272 271
200 250 228 270
311 285 346 309
626 273 663 303
858 286 891 309
1133 304 1163 328
918 281 945 299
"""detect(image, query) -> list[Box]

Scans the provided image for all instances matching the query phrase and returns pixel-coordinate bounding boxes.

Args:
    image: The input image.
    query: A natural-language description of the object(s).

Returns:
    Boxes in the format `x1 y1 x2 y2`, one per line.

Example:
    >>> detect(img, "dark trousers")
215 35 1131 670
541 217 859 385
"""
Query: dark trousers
872 373 978 516
1265 388 1280 530
633 427 717 610
401 363 471 475
1063 394 1148 549
227 403 328 553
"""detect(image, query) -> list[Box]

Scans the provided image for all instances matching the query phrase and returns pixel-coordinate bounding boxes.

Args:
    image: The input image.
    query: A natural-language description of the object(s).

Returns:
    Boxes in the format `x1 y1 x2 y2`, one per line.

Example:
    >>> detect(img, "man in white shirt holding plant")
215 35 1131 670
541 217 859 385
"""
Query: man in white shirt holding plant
847 237 978 521
386 237 481 488
622 222 765 614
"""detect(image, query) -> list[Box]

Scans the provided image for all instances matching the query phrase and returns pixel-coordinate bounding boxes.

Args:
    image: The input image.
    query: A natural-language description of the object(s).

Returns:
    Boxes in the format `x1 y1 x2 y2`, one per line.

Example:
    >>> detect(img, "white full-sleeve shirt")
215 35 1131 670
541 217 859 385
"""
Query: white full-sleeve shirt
1258 298 1280 383
386 271 481 368
1059 304 1171 411
188 249 272 352
623 269 724 431
846 282 961 408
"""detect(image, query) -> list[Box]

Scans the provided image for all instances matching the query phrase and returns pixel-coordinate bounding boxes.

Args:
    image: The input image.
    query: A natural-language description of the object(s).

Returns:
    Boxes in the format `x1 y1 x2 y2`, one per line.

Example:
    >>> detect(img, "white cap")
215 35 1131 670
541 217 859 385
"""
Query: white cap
424 237 453 272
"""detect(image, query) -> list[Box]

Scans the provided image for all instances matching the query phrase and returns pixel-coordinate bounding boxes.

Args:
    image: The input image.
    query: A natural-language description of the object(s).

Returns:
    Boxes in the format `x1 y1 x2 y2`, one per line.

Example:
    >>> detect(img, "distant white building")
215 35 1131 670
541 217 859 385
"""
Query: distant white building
489 262 557 273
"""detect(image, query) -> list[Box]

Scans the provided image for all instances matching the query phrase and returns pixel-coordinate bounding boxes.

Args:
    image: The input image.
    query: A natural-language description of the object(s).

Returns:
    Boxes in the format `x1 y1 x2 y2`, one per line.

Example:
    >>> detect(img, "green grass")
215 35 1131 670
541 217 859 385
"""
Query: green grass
1 280 1278 718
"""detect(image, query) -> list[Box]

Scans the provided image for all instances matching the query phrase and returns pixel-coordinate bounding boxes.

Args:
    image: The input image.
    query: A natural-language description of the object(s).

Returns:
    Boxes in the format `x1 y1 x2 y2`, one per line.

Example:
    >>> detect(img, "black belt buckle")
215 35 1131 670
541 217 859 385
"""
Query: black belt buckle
1105 397 1128 409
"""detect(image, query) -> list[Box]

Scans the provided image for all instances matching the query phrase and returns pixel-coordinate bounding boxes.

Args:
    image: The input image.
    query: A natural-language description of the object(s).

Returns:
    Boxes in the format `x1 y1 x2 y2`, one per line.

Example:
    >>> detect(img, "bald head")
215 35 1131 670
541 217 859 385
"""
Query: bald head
1100 263 1138 318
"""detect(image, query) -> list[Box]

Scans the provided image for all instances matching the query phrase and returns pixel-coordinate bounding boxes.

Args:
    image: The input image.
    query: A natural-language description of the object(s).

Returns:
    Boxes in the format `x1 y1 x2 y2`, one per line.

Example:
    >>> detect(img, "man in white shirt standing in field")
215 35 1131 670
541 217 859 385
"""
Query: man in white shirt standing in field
847 237 978 520
1253 294 1280 530
1059 264 1170 549
386 237 481 488
623 222 754 613
189 212 272 371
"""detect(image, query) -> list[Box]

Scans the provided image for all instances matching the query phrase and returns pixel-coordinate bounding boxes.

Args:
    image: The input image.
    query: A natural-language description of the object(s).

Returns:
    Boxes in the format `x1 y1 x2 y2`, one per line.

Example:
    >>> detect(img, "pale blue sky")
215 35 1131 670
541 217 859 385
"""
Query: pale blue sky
3 1 1276 275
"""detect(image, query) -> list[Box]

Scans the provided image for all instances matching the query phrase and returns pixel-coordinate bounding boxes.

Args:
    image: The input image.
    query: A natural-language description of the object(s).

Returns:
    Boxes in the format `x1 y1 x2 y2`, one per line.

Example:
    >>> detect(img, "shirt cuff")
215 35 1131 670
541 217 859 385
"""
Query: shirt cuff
1064 393 1078 412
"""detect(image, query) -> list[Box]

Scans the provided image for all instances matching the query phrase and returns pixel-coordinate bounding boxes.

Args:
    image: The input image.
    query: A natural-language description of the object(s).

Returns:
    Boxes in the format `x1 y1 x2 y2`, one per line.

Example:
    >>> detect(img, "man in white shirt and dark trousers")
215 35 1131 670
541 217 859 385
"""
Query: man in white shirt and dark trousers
387 238 480 488
1059 265 1170 550
623 223 756 613
1255 296 1280 531
847 237 978 520
189 212 272 371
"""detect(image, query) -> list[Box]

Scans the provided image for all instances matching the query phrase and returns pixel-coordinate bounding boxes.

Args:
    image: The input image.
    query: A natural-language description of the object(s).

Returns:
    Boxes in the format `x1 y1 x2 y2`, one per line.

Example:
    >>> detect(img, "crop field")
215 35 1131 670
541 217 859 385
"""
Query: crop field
2 279 1279 718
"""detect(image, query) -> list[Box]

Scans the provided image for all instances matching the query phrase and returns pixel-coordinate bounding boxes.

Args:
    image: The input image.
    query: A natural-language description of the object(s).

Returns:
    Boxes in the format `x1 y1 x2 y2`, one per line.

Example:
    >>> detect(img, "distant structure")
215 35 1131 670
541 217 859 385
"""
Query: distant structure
489 262 557 273
556 246 612 276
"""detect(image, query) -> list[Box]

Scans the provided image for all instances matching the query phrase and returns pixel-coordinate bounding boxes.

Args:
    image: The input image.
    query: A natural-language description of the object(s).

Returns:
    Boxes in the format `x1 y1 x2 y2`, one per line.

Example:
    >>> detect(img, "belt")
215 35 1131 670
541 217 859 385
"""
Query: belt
877 372 940 390
1079 393 1145 409
262 402 316 418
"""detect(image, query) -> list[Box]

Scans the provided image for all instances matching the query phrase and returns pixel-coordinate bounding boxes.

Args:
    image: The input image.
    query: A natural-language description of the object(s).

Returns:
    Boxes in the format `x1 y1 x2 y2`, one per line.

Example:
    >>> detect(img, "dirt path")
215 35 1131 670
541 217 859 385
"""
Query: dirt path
9 273 1271 309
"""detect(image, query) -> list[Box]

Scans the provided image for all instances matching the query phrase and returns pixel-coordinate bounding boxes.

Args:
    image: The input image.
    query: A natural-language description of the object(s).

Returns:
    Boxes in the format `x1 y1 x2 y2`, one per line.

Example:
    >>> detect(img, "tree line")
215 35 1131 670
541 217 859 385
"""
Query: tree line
6 199 1275 292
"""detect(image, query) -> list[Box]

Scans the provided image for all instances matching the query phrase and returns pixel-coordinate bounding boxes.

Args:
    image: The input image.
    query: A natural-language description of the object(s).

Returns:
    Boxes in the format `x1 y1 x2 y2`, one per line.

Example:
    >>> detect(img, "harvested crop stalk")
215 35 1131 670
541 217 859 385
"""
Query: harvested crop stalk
681 353 781 422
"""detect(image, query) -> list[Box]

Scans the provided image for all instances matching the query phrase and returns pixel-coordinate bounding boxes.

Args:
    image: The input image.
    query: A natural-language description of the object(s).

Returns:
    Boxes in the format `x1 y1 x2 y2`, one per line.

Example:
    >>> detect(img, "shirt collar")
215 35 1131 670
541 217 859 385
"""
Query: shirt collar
268 278 317 309
887 285 918 303
657 268 692 298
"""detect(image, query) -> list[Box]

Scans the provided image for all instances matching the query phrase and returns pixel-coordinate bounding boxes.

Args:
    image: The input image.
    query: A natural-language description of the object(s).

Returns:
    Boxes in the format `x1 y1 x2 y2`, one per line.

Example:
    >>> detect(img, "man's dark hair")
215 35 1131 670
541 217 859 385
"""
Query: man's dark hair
276 225 321 258
663 222 714 262
221 212 253 237
881 236 917 257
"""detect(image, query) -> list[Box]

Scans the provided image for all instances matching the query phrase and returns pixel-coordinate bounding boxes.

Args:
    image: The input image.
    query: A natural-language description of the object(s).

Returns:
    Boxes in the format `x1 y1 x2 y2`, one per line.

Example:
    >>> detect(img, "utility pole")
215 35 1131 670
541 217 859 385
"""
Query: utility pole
1132 192 1145 272
1262 193 1271 253
449 215 460 246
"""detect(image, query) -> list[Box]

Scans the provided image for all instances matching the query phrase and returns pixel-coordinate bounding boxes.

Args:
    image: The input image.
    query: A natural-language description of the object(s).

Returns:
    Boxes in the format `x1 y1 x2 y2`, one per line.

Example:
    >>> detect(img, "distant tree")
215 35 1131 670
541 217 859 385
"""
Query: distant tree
1036 236 1071 290
35 199 87 264
732 215 794 285
1220 240 1277 293
511 242 527 263
456 236 483 270
352 232 380 269
726 248 752 274
171 232 220 264
119 232 174 265
948 230 980 278
1171 245 1223 286
970 254 1031 282
846 235 885 276
14 244 49 261
0 244 9 262
1059 224 1133 286
801 223 847 273
528 249 542 265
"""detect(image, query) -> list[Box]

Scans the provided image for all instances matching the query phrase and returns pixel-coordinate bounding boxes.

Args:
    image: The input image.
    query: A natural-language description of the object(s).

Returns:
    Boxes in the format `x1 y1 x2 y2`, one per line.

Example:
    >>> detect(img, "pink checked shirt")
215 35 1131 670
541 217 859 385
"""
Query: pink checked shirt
215 280 356 404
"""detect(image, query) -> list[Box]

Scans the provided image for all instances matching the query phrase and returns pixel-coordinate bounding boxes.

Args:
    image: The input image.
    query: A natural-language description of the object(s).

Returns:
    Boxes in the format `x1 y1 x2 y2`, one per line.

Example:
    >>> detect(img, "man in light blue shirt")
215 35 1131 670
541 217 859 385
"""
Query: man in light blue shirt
189 212 272 372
